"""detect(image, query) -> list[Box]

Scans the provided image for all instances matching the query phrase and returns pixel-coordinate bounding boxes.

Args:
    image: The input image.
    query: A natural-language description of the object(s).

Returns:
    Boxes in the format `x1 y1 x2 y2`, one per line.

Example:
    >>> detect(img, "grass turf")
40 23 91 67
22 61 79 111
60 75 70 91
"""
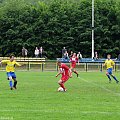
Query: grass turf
0 71 120 120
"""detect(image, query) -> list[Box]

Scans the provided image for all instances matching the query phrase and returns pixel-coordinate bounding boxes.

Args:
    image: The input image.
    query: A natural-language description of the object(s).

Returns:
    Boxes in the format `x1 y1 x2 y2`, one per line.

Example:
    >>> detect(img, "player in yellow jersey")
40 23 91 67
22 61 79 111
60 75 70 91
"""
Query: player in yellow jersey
103 54 119 83
0 55 21 90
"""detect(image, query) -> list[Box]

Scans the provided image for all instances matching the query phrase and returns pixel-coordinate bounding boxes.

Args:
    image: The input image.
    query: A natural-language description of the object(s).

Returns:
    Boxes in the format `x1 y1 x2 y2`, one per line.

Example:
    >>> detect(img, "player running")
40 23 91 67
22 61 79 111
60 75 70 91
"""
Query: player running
56 61 72 92
70 53 79 77
0 55 21 90
103 54 119 83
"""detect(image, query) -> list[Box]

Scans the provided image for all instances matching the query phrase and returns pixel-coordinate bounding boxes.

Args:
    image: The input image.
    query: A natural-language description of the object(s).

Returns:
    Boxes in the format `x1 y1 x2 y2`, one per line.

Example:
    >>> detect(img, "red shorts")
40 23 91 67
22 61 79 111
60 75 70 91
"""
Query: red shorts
71 63 76 68
61 75 69 83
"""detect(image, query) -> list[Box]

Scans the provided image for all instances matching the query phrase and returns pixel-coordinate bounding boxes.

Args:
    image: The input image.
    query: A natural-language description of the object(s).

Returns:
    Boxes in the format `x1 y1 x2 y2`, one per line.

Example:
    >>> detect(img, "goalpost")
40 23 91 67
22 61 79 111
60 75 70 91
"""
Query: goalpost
92 0 95 59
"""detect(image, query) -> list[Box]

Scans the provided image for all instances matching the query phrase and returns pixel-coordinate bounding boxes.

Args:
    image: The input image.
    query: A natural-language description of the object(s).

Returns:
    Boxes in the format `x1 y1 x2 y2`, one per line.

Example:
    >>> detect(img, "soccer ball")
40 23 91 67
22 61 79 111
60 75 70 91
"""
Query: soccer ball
57 87 64 92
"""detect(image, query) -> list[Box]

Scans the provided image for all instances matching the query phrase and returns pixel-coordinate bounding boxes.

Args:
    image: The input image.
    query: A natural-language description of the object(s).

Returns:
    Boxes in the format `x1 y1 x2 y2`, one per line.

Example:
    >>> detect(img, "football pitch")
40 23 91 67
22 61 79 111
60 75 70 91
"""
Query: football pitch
0 71 120 120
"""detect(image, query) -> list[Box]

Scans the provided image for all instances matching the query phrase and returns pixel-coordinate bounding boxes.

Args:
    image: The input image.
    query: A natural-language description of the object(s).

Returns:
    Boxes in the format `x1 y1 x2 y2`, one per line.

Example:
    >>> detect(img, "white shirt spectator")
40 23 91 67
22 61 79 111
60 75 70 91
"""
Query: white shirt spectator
34 47 39 58
39 47 43 58
25 49 28 57
77 52 82 59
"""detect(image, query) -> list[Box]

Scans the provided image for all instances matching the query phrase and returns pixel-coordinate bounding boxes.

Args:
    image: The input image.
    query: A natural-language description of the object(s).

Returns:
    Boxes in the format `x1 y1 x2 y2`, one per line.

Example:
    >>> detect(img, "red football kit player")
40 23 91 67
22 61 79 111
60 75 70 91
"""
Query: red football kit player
70 53 79 77
56 61 72 91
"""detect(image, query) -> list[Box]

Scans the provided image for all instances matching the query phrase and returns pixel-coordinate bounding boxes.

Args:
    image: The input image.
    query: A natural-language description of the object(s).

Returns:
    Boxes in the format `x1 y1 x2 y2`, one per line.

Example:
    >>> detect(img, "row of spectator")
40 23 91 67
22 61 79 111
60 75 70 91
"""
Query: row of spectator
22 47 44 58
62 47 82 60
22 46 120 60
62 47 120 61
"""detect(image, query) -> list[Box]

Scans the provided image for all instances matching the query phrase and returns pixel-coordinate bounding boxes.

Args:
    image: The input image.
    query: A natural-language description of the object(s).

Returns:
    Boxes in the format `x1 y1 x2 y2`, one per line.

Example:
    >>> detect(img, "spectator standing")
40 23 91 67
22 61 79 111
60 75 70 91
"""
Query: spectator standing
118 54 120 61
94 52 98 60
62 47 67 58
34 47 39 58
39 47 43 58
25 48 28 57
77 52 82 60
64 51 69 59
22 47 26 58
69 51 73 58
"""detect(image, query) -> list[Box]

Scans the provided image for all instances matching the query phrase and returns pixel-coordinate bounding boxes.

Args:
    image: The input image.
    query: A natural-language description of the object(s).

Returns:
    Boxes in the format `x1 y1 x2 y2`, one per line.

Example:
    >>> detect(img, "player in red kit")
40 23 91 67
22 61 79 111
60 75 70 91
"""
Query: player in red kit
56 61 72 91
70 53 79 77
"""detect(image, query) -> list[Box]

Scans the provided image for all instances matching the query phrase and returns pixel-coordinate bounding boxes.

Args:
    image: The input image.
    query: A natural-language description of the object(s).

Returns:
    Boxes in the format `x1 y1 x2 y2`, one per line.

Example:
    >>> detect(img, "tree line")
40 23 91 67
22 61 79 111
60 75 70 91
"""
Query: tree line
0 0 120 59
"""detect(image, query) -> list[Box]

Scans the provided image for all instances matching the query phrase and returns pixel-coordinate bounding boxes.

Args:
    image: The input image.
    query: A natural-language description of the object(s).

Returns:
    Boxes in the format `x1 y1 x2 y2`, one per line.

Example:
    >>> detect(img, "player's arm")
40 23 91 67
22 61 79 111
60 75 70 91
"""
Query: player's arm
111 60 115 66
103 63 105 67
56 69 63 77
56 68 63 77
15 62 21 67
103 61 107 67
0 60 9 64
56 72 61 77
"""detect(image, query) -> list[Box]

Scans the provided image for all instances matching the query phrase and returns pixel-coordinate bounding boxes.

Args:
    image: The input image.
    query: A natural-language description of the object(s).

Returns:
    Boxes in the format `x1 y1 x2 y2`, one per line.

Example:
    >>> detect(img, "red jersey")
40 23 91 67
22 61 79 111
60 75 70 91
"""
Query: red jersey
70 56 78 68
70 56 78 64
59 63 69 76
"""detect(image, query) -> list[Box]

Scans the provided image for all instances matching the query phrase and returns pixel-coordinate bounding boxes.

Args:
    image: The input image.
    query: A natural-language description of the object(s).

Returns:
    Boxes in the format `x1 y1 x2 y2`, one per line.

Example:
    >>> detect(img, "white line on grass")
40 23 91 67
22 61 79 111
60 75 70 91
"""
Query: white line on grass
78 77 120 96
0 109 120 115
81 111 118 115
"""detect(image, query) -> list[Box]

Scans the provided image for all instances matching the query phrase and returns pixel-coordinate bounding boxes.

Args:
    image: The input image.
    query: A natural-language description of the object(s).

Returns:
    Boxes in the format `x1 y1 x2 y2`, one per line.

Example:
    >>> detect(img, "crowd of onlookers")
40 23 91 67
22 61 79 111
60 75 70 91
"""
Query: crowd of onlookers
22 47 44 58
62 47 83 60
62 47 100 60
21 46 120 61
62 47 120 61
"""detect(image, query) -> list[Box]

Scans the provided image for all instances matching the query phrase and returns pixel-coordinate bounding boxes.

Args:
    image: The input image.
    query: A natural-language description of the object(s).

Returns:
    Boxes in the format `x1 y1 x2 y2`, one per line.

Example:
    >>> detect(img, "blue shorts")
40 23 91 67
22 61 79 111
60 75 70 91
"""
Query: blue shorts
7 72 16 79
107 68 112 75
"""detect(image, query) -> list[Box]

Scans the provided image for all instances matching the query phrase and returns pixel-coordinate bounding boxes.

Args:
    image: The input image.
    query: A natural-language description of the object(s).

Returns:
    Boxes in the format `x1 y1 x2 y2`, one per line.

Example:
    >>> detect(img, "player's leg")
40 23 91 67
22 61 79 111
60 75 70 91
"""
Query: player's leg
72 67 79 77
71 63 79 77
73 69 79 77
12 73 17 89
110 73 119 83
107 68 119 83
7 72 13 90
69 69 72 78
70 67 73 77
58 79 67 91
58 76 69 91
106 71 111 83
13 78 17 89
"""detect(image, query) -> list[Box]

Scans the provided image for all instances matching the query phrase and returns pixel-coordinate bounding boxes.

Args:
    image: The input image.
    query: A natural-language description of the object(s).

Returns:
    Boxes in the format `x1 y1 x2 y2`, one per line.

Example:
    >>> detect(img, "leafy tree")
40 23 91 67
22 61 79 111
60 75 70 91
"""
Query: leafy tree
0 0 120 58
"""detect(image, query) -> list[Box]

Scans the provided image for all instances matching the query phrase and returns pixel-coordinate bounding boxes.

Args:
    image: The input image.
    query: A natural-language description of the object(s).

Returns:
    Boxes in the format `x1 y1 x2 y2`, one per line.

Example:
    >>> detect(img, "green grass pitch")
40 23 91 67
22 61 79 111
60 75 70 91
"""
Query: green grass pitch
0 71 120 120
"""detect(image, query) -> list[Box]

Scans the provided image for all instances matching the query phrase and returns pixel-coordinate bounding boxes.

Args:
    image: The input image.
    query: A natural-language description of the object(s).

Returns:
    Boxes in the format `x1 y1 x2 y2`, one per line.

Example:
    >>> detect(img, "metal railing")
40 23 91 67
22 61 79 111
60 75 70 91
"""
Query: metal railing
0 60 120 72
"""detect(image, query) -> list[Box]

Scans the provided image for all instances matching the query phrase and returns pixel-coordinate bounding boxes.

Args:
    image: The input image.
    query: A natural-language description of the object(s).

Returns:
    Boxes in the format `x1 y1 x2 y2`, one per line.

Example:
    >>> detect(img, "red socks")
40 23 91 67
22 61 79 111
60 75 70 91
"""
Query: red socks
60 83 65 90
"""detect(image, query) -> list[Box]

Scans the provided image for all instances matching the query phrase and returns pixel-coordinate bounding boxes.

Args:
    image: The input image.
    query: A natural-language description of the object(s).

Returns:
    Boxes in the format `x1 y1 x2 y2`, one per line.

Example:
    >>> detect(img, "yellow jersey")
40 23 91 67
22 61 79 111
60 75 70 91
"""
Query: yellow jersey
104 59 115 69
1 60 21 72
